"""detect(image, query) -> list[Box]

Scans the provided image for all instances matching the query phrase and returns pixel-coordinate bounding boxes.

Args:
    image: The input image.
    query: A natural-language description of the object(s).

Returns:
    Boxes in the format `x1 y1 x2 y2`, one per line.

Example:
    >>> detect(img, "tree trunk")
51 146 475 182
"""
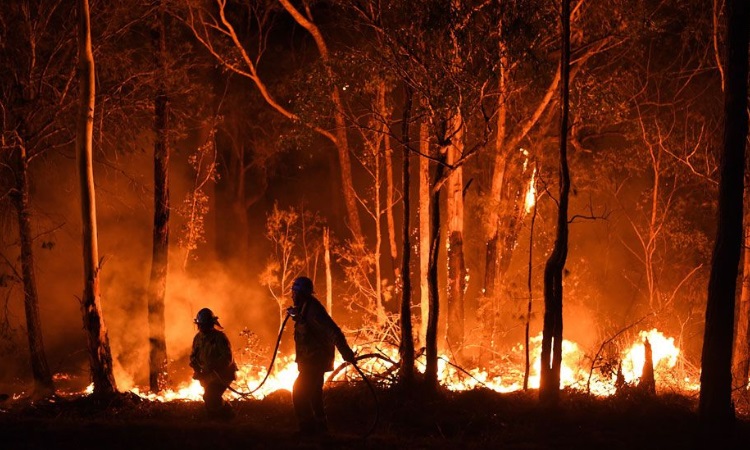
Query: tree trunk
524 193 538 391
539 0 571 407
374 128 385 326
484 34 509 301
419 102 431 347
379 83 399 282
699 0 749 427
399 86 414 384
445 114 466 360
734 210 750 391
147 2 170 392
277 0 362 243
425 151 445 389
76 0 117 395
639 337 656 395
11 147 55 397
324 228 333 317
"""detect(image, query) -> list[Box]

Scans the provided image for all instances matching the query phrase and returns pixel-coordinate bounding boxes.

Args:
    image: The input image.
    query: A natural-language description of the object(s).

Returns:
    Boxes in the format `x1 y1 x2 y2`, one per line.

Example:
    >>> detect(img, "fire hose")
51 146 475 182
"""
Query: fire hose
224 313 291 398
220 312 380 438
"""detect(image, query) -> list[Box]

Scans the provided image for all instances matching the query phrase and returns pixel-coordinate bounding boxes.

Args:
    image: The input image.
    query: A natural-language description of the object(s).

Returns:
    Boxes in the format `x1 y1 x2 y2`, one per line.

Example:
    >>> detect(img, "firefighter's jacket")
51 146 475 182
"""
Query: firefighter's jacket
190 328 236 384
293 296 350 372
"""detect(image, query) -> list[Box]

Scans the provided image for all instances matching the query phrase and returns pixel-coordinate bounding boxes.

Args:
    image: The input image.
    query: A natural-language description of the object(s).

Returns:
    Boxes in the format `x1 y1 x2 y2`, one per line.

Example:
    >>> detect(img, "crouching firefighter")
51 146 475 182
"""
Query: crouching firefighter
288 276 355 436
190 308 237 420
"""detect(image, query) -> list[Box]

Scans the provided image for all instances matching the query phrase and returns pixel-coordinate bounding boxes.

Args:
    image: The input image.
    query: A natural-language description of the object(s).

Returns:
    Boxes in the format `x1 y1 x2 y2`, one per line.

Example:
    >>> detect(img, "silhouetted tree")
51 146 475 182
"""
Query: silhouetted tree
699 0 749 428
398 85 414 384
147 0 170 393
539 0 571 407
0 0 81 398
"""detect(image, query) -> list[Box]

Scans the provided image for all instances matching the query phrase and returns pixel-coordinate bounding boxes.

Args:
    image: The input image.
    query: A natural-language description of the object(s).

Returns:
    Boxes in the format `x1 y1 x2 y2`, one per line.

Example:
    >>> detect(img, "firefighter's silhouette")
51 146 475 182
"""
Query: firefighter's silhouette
189 308 237 420
287 277 355 435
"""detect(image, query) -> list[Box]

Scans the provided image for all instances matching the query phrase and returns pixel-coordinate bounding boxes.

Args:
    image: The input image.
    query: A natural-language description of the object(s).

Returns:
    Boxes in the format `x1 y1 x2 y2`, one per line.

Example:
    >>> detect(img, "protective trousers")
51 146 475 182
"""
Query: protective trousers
293 364 327 433
202 380 232 419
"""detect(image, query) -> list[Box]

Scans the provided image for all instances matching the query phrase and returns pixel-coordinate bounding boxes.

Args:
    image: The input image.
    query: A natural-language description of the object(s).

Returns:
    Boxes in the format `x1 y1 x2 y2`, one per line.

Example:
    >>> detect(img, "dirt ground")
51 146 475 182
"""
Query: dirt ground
1 385 749 449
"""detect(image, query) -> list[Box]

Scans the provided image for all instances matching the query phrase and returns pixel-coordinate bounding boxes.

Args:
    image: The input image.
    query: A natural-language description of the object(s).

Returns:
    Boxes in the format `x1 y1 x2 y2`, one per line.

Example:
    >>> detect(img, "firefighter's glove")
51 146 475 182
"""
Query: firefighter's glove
341 346 356 364
286 306 298 320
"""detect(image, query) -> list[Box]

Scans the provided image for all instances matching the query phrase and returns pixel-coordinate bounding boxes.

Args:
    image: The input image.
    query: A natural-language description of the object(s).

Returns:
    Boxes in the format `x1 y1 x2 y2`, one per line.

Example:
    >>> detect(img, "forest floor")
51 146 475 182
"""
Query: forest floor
1 383 749 450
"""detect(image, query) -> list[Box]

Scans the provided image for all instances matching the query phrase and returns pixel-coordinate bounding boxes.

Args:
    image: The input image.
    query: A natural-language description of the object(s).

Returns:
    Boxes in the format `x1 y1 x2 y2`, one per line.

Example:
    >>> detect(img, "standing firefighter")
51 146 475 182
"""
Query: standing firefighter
190 308 237 420
287 276 355 435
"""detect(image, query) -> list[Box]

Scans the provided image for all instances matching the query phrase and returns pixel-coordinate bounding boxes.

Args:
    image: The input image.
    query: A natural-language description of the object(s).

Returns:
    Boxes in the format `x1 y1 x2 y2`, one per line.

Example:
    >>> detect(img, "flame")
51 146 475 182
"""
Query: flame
56 328 699 402
524 168 537 214
620 329 680 384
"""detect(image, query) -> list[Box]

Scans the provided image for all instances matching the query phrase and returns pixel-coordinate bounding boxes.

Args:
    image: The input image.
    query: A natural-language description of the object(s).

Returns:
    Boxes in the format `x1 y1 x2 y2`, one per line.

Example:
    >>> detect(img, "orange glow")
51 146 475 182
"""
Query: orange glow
62 329 698 401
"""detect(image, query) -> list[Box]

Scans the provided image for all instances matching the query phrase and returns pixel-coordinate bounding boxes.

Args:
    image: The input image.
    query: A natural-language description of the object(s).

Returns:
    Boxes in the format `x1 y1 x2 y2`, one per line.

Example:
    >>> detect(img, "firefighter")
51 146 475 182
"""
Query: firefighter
287 276 356 435
189 307 237 420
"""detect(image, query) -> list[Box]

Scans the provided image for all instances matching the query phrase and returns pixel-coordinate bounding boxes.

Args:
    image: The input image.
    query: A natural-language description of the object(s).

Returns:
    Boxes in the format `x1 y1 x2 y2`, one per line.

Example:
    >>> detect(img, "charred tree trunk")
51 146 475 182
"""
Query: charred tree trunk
399 86 414 384
11 147 54 397
445 115 466 361
419 103 431 347
147 2 170 392
639 337 656 395
76 0 117 395
425 153 446 389
539 0 571 407
699 0 749 426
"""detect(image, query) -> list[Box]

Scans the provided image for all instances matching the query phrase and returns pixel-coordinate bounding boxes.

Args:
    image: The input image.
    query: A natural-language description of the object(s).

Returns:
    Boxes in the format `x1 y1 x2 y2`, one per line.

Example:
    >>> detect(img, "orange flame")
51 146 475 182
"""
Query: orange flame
64 329 698 402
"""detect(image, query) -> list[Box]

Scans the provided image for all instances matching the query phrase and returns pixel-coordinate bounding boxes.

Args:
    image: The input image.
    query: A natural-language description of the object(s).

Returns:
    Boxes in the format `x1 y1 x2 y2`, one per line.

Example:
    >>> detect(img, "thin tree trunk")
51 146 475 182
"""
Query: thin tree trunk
539 0 571 407
12 147 55 397
700 0 749 427
425 151 445 389
277 0 362 243
147 1 170 392
524 190 538 391
76 0 117 395
379 83 399 281
445 0 467 363
445 113 466 360
484 32 509 301
713 0 726 92
324 228 333 317
419 103 431 347
399 85 414 384
374 131 385 326
733 210 750 390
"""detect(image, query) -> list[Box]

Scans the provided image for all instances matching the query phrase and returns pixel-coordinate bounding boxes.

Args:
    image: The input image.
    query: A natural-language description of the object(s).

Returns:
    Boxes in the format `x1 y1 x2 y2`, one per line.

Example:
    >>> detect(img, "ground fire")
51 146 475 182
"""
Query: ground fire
2 0 750 447
45 328 694 403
